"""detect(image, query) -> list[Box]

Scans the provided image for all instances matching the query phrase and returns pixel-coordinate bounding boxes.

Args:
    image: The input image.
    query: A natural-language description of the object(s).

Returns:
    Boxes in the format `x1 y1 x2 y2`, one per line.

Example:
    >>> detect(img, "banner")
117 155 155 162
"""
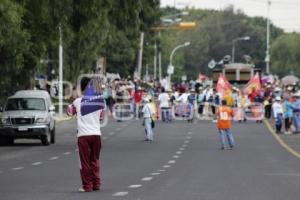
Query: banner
216 74 232 96
243 73 261 95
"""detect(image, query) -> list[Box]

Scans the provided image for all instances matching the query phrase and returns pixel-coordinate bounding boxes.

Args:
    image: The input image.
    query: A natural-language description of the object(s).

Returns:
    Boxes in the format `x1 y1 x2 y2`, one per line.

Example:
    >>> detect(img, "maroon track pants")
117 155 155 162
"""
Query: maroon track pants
77 135 101 191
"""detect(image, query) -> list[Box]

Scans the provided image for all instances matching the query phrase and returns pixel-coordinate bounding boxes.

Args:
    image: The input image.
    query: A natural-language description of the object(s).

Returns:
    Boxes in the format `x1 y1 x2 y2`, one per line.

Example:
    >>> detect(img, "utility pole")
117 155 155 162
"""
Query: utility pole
137 32 144 80
266 0 271 74
58 24 63 118
154 42 157 80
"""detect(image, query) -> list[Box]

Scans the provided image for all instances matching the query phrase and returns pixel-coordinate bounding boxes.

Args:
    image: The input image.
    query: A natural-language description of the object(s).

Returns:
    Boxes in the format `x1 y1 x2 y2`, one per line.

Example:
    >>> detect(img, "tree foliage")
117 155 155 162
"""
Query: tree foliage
271 33 300 77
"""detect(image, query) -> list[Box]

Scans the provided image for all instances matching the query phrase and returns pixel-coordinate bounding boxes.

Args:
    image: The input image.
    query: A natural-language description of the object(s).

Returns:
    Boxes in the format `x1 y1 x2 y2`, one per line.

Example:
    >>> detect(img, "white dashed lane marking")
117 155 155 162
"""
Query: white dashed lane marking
109 132 115 135
32 162 43 166
49 156 59 161
141 177 153 181
63 152 71 155
187 136 192 139
173 155 180 159
128 184 142 188
151 172 160 176
103 137 108 140
112 191 129 197
158 169 166 172
176 151 182 154
12 167 24 171
182 144 187 147
179 148 185 151
168 160 176 164
184 140 190 144
188 132 193 135
116 128 121 131
163 165 171 168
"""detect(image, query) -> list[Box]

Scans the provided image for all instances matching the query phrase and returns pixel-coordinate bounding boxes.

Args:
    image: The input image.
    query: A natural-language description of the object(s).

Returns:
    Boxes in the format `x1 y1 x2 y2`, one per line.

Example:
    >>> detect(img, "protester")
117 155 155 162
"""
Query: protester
67 77 104 192
283 96 293 134
142 96 155 142
217 100 235 150
272 96 284 133
292 92 300 134
158 88 171 122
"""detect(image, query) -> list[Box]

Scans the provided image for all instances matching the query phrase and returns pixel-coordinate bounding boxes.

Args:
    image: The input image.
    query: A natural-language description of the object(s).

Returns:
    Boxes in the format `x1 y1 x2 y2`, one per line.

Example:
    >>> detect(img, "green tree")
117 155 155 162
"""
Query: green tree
0 0 29 100
271 33 300 77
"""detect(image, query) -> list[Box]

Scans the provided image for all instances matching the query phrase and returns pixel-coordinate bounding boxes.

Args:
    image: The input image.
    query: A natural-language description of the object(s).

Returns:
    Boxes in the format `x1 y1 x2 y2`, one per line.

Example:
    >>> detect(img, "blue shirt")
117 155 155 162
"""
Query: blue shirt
283 100 293 118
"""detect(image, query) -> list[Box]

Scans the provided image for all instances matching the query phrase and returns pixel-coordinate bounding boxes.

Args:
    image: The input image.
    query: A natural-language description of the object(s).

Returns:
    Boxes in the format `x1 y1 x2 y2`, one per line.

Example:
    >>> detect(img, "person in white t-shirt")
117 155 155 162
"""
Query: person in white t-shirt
158 88 171 122
67 77 105 192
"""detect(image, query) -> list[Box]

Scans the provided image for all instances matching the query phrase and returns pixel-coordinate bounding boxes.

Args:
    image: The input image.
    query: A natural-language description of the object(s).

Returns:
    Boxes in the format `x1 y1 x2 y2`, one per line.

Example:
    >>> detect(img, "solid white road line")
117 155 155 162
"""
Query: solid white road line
141 177 153 181
113 191 129 197
128 184 142 188
12 167 24 171
49 156 59 160
32 162 43 166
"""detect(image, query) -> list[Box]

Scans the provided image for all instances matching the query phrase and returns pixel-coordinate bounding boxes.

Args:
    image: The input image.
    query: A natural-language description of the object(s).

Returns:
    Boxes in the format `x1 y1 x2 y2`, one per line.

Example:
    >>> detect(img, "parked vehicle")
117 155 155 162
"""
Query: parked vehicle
0 90 56 146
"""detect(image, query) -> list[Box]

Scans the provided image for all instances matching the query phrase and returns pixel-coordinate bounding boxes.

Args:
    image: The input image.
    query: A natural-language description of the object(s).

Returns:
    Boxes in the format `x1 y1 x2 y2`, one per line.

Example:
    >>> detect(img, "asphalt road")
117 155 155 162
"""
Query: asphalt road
0 117 300 200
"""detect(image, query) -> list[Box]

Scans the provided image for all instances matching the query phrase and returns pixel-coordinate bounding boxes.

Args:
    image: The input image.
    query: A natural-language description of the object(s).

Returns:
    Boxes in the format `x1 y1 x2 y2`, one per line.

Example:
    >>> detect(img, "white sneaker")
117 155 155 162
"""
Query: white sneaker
78 188 86 193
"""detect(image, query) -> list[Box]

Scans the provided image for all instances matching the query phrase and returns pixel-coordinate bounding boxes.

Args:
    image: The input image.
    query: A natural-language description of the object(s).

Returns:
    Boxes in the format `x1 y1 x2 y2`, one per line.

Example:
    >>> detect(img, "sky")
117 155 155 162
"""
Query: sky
160 0 300 32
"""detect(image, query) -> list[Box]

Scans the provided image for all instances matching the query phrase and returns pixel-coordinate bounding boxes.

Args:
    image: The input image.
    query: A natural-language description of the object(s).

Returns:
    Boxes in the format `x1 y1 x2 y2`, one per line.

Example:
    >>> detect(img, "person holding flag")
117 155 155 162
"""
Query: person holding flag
67 77 105 192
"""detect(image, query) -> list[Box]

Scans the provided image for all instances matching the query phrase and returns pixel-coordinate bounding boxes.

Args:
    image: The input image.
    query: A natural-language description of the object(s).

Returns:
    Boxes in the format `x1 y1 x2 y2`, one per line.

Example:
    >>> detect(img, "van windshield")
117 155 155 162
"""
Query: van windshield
5 98 46 111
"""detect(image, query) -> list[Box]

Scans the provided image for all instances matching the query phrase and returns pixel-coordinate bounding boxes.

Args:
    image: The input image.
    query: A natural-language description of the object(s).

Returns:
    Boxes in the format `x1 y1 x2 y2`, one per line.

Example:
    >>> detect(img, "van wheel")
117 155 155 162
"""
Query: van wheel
50 127 55 144
0 137 14 146
41 130 50 146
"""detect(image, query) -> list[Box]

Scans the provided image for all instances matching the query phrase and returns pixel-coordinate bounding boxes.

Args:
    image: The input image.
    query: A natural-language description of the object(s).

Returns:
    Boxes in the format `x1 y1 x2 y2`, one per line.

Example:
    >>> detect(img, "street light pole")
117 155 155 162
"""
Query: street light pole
58 24 63 118
167 41 190 89
266 0 271 74
231 36 250 63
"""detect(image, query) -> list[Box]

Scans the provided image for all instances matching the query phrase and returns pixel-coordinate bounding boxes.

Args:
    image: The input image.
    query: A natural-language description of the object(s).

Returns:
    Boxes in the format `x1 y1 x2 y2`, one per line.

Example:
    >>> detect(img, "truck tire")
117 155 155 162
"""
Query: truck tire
50 127 55 144
41 129 50 146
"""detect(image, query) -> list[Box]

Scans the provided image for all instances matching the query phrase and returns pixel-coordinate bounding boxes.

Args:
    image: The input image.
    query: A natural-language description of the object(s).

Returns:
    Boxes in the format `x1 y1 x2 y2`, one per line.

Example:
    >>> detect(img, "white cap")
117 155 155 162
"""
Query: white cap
143 97 149 103
275 96 281 101
274 87 281 92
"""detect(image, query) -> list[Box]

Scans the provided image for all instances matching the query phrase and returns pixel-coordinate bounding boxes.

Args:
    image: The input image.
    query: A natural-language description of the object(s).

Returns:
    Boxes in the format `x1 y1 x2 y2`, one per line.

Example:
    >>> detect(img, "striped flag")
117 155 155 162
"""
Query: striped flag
80 79 105 116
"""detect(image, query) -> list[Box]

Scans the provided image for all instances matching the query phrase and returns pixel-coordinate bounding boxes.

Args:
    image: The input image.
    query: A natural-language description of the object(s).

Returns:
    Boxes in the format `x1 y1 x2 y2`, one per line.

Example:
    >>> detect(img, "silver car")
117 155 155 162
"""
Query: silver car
0 90 56 146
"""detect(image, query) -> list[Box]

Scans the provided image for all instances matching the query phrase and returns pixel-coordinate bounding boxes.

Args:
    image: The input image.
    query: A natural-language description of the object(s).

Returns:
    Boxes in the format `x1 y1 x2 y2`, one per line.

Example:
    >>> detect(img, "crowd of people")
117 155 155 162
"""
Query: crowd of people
82 76 300 135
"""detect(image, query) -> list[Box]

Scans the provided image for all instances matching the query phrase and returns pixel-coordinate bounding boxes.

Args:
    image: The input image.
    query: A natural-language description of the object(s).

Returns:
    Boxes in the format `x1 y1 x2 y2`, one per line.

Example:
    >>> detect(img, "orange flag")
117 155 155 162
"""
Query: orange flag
216 74 232 96
243 73 261 94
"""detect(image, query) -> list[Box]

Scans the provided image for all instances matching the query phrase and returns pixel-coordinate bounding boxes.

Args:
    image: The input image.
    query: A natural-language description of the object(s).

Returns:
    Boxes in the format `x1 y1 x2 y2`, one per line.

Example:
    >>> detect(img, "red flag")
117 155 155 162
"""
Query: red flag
243 73 261 94
216 74 232 96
